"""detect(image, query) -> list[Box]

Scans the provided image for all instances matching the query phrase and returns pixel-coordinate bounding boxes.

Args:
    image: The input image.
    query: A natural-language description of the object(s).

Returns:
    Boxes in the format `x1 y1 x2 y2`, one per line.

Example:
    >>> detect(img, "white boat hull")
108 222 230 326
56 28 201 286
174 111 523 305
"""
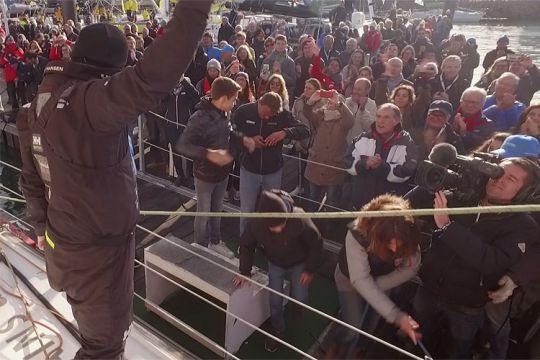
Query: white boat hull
411 9 485 23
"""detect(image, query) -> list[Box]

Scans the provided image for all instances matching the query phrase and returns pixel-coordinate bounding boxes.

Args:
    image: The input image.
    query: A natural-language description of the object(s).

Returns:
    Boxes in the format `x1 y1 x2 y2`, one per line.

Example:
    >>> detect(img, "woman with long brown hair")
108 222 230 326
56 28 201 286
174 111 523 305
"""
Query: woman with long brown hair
333 194 421 356
265 73 290 110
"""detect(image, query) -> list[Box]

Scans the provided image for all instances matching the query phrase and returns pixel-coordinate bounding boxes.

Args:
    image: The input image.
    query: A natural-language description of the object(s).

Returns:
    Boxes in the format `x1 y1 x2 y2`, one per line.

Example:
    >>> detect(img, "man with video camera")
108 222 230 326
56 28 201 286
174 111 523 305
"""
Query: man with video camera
406 152 540 358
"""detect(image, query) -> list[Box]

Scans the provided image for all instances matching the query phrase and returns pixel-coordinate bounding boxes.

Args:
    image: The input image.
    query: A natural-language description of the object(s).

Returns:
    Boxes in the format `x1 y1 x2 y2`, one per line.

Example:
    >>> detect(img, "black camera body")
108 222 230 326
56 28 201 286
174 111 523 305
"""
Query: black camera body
415 145 504 203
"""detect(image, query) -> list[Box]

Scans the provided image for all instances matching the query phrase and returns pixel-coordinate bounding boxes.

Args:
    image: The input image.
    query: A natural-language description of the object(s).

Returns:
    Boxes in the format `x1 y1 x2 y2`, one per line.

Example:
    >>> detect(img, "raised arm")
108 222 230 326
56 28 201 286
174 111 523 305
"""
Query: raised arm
85 0 213 134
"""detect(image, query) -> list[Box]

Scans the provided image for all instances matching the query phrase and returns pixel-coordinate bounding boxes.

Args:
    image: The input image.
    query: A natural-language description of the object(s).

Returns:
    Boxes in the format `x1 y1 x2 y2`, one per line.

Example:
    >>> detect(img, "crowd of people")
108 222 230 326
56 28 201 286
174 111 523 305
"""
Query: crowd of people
5 2 540 359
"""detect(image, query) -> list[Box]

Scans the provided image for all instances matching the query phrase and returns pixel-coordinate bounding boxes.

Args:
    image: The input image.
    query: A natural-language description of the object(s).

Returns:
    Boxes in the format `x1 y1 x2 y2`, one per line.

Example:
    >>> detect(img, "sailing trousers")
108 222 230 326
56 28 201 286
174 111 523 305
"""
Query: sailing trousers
44 231 135 359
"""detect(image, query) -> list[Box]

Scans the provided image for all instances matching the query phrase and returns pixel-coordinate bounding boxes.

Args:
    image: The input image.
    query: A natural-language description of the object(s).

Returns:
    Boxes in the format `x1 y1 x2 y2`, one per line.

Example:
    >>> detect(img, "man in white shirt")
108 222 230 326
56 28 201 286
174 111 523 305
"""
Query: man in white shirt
345 78 378 143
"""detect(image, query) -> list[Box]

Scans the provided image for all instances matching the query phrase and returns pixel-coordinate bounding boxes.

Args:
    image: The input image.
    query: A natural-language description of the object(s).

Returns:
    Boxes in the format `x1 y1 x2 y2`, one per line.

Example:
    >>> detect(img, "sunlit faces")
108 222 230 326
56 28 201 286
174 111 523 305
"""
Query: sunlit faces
126 36 136 51
460 92 485 115
485 162 528 204
375 107 401 136
207 68 220 79
350 51 364 66
269 79 283 93
275 39 287 53
521 108 540 137
441 58 462 79
327 58 341 75
393 89 412 108
386 44 399 58
303 82 318 99
236 76 248 90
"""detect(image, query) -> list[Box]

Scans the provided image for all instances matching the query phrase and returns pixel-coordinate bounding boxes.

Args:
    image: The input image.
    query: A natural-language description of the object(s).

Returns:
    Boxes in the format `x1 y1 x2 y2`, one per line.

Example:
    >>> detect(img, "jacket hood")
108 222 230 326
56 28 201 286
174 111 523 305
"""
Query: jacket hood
257 190 294 227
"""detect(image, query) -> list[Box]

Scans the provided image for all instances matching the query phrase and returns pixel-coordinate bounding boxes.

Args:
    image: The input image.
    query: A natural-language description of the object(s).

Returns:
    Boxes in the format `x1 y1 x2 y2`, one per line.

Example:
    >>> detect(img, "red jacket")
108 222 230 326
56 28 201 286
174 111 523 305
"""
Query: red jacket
310 54 343 94
365 31 382 53
0 43 25 82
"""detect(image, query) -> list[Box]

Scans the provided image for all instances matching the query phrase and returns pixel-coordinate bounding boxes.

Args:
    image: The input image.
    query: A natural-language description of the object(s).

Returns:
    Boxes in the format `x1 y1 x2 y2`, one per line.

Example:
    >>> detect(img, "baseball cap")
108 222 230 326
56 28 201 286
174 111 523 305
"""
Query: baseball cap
492 135 540 159
428 100 453 117
222 44 235 53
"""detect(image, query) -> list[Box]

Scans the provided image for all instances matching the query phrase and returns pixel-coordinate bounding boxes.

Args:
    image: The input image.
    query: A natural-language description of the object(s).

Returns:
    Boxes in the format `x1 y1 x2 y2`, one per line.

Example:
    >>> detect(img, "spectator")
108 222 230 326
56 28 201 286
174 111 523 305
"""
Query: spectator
400 45 416 80
453 87 494 151
339 38 358 68
411 100 465 160
265 74 290 111
329 0 348 28
341 49 366 97
177 77 245 258
333 195 421 358
483 35 514 71
302 89 353 216
517 104 540 141
235 31 256 60
509 55 540 106
185 46 209 88
201 32 221 61
218 16 235 44
371 57 413 106
475 56 509 90
311 46 343 94
235 189 322 353
344 78 377 143
125 35 143 67
390 84 431 132
429 55 469 111
412 27 433 61
162 77 199 186
234 72 255 108
483 72 526 132
317 24 332 49
372 43 399 80
346 103 418 209
63 24 78 42
294 36 318 98
196 58 221 96
320 35 339 65
364 23 382 55
145 20 156 38
220 44 236 69
235 45 257 88
262 35 296 99
252 28 266 60
381 19 394 41
464 38 481 84
291 78 323 194
390 29 408 53
0 37 25 109
232 92 309 234
474 132 511 153
142 27 154 48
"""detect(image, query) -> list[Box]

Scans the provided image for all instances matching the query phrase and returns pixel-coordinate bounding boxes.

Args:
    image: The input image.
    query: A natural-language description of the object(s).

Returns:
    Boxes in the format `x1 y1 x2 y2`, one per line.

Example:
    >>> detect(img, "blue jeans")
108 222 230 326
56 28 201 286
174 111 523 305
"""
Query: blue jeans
194 177 228 247
413 285 484 359
239 167 282 235
267 261 308 333
485 299 511 359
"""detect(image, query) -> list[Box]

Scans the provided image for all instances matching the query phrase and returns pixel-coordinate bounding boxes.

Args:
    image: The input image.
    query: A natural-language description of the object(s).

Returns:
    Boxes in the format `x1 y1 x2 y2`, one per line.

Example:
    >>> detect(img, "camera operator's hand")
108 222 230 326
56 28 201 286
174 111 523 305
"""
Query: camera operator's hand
395 313 422 345
434 191 451 229
488 275 517 304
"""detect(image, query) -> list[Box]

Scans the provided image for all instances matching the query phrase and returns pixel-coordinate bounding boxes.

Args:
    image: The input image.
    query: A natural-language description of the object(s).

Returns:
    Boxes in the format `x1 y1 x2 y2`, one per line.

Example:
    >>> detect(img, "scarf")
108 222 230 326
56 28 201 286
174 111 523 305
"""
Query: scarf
203 76 213 95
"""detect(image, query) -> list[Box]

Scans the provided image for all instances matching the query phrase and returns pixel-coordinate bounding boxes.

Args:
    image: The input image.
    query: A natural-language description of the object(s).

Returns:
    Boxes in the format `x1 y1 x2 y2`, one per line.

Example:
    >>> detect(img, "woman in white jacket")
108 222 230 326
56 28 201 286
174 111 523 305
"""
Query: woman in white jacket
334 194 422 356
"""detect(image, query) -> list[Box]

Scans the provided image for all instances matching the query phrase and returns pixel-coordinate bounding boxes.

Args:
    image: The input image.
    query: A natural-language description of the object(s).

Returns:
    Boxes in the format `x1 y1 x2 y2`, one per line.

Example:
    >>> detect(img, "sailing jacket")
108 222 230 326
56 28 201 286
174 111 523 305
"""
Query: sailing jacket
232 102 309 175
239 192 322 275
17 0 212 243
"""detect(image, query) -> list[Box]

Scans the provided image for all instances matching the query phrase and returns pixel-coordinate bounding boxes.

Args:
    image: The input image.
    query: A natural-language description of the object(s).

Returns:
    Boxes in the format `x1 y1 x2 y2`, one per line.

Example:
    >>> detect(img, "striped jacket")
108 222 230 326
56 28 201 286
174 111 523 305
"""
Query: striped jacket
346 125 418 209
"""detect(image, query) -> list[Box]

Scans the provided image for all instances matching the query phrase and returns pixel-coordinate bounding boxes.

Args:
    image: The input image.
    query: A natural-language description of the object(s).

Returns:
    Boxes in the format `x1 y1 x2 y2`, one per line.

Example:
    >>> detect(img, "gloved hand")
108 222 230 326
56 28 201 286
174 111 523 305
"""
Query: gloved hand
488 275 517 304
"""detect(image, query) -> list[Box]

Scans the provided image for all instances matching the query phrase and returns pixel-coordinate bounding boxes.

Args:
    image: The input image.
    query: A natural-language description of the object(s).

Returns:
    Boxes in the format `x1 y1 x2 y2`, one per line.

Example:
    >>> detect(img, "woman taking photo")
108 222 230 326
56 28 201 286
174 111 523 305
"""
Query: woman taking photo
333 194 421 357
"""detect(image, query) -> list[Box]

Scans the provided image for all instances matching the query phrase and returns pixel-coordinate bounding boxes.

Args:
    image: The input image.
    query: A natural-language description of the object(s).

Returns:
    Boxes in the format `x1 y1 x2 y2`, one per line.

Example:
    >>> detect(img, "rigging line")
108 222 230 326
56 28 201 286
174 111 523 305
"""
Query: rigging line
0 159 22 172
146 111 187 128
0 195 26 203
0 183 25 199
139 203 540 218
135 224 423 360
0 249 49 359
134 259 317 360
143 139 349 210
146 110 350 173
132 292 241 360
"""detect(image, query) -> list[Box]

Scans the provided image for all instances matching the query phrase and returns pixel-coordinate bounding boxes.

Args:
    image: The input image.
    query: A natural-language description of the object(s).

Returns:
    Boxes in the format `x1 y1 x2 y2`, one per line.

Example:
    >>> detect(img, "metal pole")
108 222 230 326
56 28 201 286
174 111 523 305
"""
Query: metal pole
137 115 145 173
62 0 77 23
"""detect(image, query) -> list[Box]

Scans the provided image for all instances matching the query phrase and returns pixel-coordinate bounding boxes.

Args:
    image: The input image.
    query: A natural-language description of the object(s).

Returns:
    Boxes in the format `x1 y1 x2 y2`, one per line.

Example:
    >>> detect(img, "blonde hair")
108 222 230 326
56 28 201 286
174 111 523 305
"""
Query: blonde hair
266 73 289 103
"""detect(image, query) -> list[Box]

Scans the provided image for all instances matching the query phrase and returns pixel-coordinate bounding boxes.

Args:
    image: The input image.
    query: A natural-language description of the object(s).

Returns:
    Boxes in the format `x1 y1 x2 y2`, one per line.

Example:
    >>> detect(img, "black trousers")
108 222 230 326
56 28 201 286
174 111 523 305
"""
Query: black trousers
45 232 135 359
6 81 18 109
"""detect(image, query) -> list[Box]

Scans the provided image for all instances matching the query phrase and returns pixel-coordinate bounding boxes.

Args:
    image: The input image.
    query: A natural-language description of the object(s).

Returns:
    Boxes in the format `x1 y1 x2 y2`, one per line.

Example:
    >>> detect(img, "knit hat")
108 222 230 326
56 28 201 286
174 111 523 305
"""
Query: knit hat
497 35 509 46
234 71 249 82
71 23 128 70
257 190 292 228
207 58 222 71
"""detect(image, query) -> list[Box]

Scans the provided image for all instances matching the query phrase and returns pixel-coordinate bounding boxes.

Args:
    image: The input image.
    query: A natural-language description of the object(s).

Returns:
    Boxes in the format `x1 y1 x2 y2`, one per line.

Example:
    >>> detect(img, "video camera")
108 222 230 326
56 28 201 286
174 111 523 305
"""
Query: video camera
415 144 504 202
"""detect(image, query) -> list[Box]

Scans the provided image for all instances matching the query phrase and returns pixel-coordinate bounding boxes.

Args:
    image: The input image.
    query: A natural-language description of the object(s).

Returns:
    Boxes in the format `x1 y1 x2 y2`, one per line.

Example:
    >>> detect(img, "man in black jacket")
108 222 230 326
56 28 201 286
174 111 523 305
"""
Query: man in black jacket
407 157 540 359
178 77 254 258
17 1 213 358
232 92 310 234
234 189 322 352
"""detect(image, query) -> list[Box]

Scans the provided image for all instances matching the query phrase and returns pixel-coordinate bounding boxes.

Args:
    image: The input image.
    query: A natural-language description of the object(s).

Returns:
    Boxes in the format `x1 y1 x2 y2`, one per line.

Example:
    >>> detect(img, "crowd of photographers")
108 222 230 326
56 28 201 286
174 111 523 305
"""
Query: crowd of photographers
4 4 540 359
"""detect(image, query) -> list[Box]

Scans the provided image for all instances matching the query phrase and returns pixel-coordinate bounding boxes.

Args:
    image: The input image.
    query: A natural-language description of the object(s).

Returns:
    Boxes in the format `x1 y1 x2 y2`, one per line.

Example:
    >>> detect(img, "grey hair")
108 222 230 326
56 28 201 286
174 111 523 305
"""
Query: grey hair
497 72 520 91
461 87 488 105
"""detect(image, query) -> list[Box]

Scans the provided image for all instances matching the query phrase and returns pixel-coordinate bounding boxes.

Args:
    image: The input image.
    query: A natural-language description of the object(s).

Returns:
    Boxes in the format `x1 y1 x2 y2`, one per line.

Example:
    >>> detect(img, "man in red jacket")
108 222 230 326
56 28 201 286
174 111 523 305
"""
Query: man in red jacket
0 37 25 108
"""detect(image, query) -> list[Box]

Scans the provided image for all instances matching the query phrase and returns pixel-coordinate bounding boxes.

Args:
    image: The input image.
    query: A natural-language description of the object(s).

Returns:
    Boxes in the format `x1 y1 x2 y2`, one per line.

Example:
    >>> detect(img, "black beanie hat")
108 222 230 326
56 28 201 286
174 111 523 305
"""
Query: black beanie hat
71 23 128 70
257 190 292 228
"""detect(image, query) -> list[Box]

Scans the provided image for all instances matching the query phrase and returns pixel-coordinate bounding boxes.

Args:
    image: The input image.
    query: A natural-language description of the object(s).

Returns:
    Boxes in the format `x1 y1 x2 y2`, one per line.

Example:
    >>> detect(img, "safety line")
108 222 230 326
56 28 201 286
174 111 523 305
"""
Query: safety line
140 203 540 218
0 195 26 203
0 184 24 199
0 159 22 172
136 224 423 360
137 258 315 360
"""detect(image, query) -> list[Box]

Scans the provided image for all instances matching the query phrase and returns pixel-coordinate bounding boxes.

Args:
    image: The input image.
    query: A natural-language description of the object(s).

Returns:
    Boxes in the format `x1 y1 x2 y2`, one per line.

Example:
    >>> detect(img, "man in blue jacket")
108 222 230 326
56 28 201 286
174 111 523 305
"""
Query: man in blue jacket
483 72 526 132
